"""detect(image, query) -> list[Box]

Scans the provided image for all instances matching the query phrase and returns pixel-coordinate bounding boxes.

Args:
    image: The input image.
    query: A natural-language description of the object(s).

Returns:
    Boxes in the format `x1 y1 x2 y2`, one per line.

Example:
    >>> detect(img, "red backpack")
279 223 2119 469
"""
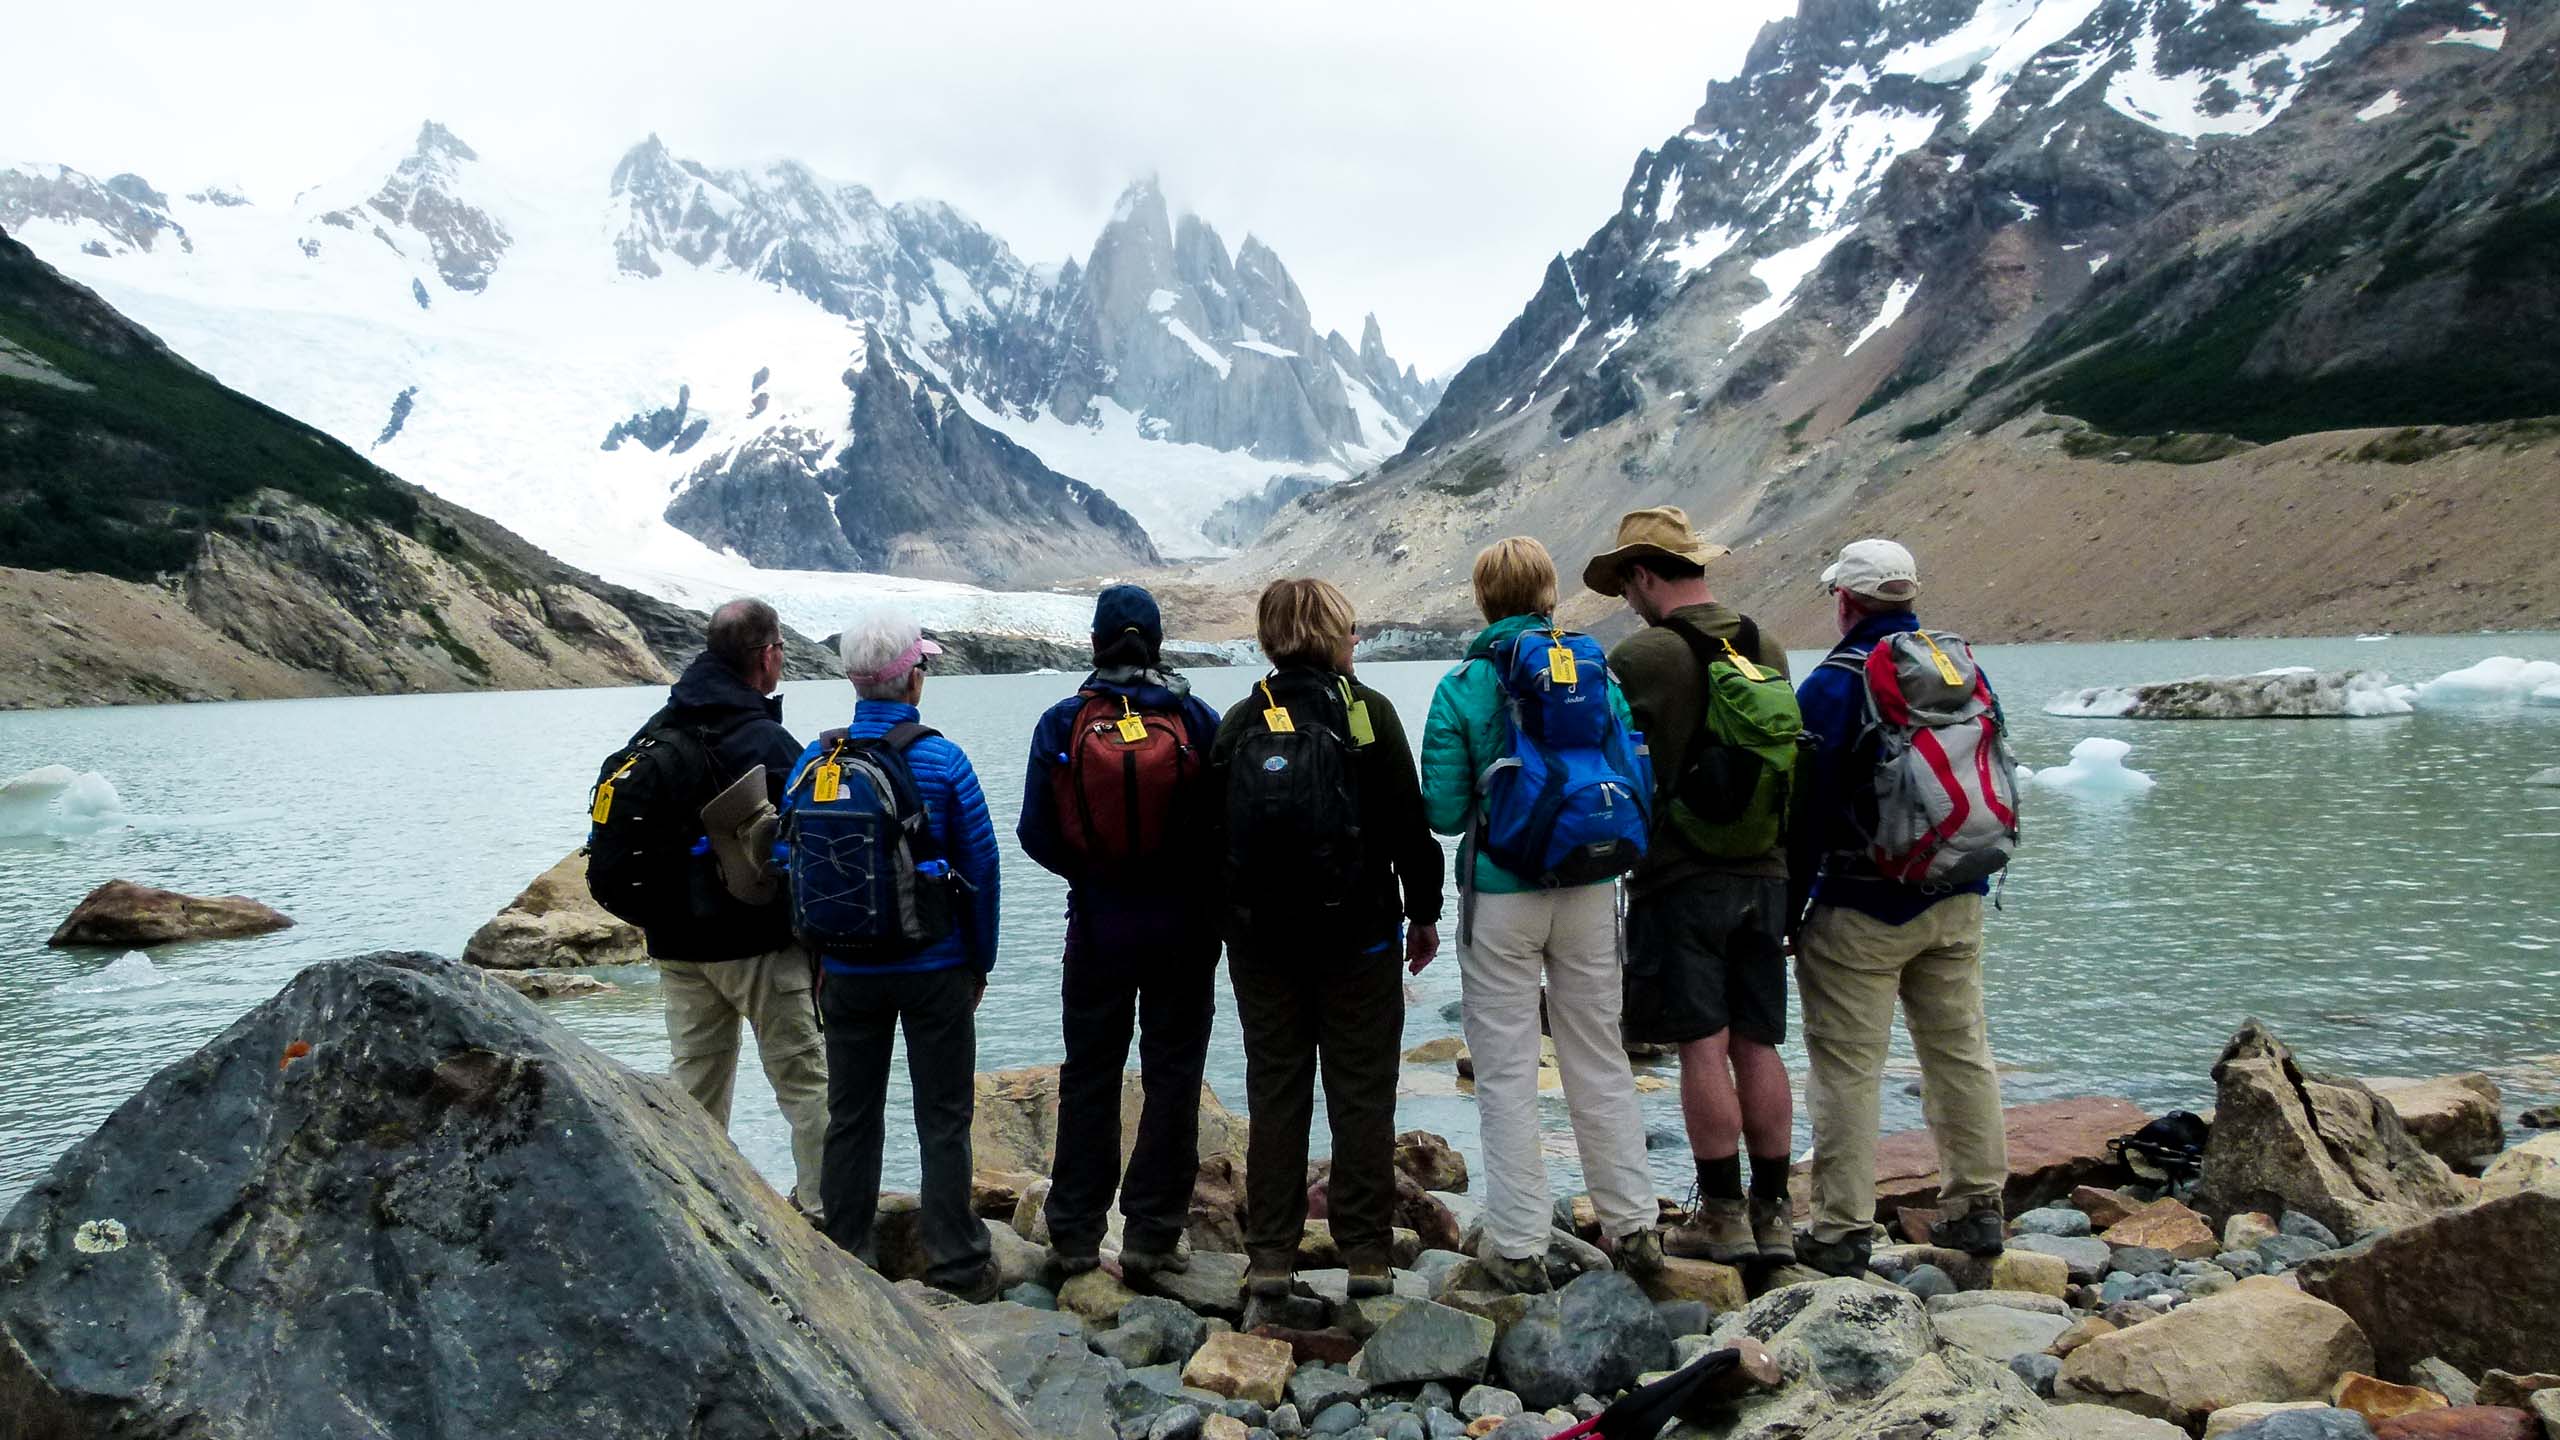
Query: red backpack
1052 690 1199 879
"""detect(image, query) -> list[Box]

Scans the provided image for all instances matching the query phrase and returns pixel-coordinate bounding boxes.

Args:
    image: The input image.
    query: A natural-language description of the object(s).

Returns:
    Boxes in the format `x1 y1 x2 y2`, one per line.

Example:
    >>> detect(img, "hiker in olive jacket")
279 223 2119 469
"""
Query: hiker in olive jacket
1586 506 1799 1268
1419 537 1663 1293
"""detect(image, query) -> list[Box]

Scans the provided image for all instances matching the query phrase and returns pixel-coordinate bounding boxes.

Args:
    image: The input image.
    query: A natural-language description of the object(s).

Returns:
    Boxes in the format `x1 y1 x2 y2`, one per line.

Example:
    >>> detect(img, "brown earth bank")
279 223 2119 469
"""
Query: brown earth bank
1199 414 2560 650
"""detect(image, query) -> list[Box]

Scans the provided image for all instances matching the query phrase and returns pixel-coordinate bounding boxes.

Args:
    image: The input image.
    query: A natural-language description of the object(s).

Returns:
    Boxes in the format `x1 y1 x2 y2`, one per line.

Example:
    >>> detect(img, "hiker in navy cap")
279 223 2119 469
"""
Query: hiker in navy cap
1018 584 1223 1288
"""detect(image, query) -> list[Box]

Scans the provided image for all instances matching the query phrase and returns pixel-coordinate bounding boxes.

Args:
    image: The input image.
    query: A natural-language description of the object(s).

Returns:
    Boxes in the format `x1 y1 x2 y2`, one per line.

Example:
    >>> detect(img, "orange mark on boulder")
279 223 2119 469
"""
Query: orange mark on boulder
279 1040 312 1071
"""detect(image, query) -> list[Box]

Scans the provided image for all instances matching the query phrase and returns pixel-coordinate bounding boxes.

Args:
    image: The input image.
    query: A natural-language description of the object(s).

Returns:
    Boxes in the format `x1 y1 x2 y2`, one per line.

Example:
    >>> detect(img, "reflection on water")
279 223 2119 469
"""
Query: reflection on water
4 633 2557 1209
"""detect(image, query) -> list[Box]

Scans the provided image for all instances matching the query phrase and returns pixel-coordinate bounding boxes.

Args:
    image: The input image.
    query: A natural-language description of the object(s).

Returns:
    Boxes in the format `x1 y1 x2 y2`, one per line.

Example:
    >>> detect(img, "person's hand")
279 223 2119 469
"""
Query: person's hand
972 973 989 1012
1406 924 1440 975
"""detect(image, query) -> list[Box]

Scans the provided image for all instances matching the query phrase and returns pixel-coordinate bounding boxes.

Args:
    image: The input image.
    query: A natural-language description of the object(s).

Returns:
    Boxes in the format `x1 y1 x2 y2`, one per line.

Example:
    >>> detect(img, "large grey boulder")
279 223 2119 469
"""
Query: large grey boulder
2197 1022 2468 1240
1489 1271 1671 1410
942 1303 1121 1440
0 951 1031 1439
1692 1278 2059 1439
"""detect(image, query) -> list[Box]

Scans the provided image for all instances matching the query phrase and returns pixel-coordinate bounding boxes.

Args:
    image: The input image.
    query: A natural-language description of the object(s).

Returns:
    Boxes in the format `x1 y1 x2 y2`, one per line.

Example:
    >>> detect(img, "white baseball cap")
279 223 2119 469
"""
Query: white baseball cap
1821 539 1920 601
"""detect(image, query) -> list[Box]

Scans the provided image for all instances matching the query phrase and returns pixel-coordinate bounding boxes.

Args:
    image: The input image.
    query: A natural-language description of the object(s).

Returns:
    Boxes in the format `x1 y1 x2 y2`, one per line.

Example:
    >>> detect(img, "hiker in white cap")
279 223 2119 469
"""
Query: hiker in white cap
1584 507 1802 1269
1789 538 2023 1276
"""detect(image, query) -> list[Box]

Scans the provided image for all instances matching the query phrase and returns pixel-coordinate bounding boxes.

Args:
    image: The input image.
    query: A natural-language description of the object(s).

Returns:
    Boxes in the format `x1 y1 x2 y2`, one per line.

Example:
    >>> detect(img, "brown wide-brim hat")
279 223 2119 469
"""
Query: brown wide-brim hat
1581 505 1731 597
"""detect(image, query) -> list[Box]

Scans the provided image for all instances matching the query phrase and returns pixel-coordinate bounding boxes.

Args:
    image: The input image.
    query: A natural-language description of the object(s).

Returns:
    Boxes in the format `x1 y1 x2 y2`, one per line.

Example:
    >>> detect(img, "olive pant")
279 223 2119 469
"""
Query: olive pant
1796 895 2008 1244
659 946 828 1218
1229 943 1405 1268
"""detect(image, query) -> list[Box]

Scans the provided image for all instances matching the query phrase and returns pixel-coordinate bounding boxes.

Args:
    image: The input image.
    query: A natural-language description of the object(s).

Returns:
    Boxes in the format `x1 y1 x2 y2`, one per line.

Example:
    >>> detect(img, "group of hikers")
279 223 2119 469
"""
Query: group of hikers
585 505 2024 1304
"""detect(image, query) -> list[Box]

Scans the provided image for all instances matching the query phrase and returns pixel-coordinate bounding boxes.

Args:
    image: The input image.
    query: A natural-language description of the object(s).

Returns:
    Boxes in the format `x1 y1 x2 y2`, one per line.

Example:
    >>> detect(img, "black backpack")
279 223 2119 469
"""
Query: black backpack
585 711 728 936
1225 673 1366 944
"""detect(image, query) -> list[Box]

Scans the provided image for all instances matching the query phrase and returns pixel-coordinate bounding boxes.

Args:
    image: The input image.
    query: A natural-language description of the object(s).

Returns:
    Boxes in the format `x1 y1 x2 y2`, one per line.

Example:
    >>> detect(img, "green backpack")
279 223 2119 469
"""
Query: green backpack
1662 616 1803 859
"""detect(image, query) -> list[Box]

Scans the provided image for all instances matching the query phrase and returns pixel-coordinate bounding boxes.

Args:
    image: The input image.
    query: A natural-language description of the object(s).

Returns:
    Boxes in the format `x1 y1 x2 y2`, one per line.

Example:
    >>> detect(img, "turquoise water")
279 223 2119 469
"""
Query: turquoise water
4 634 2556 1209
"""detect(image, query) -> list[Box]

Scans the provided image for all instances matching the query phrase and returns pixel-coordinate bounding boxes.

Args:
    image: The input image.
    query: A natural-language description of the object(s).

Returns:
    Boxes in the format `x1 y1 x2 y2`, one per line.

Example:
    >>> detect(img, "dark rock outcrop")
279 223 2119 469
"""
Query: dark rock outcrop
2301 1190 2560 1381
0 951 1032 1439
46 879 293 947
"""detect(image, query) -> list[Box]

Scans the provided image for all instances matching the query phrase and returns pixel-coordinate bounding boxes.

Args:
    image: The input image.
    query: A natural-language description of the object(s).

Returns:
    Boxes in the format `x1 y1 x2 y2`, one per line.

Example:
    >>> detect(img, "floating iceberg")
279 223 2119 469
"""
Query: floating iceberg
2410 657 2560 708
0 765 131 839
52 951 173 996
2044 669 2412 720
2527 767 2560 787
2034 737 2157 796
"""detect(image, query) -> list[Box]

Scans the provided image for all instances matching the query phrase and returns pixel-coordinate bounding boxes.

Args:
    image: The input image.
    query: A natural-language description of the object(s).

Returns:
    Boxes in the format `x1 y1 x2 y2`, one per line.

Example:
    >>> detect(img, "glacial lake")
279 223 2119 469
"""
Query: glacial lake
5 635 2557 1212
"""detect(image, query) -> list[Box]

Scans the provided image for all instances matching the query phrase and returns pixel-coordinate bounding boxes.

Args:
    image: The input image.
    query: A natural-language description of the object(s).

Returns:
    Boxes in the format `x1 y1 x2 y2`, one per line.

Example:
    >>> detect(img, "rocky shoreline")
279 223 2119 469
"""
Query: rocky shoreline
3 951 2553 1440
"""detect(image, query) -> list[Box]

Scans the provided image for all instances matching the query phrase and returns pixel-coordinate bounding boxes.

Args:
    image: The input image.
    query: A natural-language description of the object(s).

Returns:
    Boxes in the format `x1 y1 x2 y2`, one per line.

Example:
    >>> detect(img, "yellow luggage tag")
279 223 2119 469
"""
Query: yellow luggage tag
1720 638 1766 683
809 743 845 804
1258 681 1295 734
591 755 639 823
1341 679 1376 747
1918 631 1965 687
1547 631 1579 687
1115 697 1150 744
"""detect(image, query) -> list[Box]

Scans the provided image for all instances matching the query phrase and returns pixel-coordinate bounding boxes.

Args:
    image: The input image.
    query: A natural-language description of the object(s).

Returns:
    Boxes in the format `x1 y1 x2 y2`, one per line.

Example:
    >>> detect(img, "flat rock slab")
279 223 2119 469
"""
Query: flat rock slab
0 951 1031 1439
47 878 292 947
1792 1095 2151 1218
2056 1275 2373 1429
1932 1307 2073 1363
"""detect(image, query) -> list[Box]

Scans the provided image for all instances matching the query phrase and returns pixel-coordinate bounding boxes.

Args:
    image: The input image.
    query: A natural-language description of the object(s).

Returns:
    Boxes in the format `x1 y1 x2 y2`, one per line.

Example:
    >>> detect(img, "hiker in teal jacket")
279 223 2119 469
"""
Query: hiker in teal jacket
1417 537 1663 1294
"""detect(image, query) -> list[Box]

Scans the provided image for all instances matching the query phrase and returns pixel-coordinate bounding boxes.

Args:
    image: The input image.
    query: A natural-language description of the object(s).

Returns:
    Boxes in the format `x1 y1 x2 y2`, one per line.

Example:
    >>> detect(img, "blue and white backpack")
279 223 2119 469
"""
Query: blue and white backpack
781 723 960 963
1474 627 1653 887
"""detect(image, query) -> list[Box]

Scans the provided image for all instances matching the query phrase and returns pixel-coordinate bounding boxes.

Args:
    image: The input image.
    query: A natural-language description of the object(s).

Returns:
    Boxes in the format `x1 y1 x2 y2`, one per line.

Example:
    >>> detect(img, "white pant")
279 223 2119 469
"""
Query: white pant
1460 884 1656 1258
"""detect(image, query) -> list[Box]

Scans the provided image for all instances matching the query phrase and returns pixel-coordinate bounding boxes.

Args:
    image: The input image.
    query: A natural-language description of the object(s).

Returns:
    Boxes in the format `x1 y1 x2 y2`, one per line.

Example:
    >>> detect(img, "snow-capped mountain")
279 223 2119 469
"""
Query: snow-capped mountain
0 125 1437 633
1234 0 2557 642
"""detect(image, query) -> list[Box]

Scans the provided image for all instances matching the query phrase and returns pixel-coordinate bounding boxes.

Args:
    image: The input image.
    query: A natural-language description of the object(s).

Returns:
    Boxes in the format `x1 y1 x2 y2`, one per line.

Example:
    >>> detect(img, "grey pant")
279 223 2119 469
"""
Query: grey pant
819 965 990 1287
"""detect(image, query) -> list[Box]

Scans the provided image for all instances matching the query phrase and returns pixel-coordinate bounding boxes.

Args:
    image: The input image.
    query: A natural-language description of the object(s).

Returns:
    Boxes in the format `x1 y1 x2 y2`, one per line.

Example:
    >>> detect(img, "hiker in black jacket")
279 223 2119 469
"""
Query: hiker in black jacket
647 598 828 1223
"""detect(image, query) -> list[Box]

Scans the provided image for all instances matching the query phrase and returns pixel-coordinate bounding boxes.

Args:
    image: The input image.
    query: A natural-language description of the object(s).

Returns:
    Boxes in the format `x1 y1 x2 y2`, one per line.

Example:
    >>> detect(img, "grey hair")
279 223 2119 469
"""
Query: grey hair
839 605 925 702
706 597 781 673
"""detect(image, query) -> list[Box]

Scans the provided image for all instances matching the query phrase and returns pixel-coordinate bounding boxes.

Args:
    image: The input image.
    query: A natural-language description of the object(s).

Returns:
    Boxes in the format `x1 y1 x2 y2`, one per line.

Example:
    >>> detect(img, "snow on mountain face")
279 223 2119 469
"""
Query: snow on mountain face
0 123 1434 630
1406 0 2392 457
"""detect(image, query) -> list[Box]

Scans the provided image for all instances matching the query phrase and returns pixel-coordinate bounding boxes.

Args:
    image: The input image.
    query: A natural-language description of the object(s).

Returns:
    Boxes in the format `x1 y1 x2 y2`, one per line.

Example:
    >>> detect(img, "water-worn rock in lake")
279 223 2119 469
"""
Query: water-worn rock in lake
0 951 1031 1439
46 878 293 947
462 849 648 969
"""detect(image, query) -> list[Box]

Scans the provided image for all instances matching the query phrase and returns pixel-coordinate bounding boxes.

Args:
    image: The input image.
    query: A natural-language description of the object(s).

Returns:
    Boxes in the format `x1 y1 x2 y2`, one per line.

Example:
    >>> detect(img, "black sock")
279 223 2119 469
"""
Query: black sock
1696 1153 1743 1202
1749 1152 1793 1204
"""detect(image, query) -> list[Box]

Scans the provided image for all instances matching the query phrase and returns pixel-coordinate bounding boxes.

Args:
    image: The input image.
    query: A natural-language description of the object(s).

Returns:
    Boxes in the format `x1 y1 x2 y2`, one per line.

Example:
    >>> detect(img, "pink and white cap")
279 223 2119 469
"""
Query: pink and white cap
838 607 944 687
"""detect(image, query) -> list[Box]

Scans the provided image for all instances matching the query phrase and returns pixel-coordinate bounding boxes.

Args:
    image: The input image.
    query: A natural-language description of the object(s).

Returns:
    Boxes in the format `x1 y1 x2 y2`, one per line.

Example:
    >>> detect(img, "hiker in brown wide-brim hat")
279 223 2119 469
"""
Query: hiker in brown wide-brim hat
1580 506 1730 597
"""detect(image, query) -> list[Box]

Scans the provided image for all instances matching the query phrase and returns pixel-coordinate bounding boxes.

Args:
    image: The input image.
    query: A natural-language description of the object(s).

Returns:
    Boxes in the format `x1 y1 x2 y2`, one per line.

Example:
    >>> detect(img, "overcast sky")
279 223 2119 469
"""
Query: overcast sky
8 0 1790 374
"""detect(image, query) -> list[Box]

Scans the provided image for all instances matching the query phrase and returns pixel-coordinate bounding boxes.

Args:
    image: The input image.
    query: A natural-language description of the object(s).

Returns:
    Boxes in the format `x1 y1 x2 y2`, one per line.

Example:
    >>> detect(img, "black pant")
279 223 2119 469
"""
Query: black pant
820 965 989 1288
1228 942 1405 1267
1043 919 1218 1257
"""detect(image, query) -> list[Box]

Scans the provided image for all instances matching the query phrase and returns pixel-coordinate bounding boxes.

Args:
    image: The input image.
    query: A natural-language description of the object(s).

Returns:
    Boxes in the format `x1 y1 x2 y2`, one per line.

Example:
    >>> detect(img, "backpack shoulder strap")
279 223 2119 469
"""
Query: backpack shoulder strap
1660 617 1726 682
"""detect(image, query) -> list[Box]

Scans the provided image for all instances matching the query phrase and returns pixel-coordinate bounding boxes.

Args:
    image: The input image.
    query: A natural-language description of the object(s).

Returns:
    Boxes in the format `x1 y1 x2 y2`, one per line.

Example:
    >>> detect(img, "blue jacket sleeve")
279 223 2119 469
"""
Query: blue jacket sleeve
940 747 1003 972
1787 662 1863 930
1016 701 1074 878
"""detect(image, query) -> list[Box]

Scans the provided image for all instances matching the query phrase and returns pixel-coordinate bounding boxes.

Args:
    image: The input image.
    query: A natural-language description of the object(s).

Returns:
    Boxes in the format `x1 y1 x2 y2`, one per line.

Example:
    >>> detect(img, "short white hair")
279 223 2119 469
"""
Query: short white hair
840 606 925 702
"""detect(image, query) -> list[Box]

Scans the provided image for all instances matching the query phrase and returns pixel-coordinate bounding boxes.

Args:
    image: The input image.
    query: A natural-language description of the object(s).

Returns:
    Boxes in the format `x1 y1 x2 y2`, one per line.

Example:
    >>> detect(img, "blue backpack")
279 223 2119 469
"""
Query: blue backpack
1474 628 1653 886
781 723 960 962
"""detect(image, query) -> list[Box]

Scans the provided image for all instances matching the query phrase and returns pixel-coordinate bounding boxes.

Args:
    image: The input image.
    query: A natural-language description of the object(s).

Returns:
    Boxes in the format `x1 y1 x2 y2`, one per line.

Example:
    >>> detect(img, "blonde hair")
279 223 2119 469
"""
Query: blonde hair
1256 577 1356 668
1472 537 1558 622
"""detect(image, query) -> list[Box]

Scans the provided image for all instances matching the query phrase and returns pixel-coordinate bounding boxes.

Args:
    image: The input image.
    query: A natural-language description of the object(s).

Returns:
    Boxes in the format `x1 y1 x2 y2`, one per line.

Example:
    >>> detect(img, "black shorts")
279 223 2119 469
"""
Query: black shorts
1623 873 1789 1046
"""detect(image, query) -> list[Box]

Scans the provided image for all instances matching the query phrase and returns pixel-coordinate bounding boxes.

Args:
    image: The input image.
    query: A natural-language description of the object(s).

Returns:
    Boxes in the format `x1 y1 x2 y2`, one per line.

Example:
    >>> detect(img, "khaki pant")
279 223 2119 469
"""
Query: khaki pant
1795 895 2007 1243
660 946 829 1217
1463 885 1655 1257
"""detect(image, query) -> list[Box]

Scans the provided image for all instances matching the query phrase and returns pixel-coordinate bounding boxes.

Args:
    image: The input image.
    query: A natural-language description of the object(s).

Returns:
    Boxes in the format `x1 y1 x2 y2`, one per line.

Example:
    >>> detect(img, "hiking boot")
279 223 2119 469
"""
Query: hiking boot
1796 1230 1872 1278
1611 1227 1666 1281
1750 1199 1796 1264
1120 1239 1191 1289
1243 1252 1295 1301
1476 1249 1553 1295
932 1260 1001 1305
1666 1196 1756 1265
1934 1203 2007 1257
1047 1249 1100 1288
1345 1250 1395 1300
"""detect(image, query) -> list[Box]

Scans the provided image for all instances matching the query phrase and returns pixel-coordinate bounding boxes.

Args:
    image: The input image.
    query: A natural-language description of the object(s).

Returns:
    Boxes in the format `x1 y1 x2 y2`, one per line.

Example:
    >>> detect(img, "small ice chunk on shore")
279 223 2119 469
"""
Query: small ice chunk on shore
2044 670 2410 720
53 952 172 996
2411 657 2560 707
2035 737 2156 796
0 765 130 838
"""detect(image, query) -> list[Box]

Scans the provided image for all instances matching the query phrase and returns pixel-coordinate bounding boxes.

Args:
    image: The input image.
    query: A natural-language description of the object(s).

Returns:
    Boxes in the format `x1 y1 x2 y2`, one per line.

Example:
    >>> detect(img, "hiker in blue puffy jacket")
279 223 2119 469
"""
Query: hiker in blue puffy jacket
783 606 1002 1301
1017 584 1224 1289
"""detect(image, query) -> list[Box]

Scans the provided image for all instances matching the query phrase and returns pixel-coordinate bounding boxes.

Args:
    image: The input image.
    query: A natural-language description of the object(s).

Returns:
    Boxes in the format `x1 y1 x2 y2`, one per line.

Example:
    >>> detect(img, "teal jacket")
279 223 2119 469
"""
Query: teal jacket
1420 613 1639 894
